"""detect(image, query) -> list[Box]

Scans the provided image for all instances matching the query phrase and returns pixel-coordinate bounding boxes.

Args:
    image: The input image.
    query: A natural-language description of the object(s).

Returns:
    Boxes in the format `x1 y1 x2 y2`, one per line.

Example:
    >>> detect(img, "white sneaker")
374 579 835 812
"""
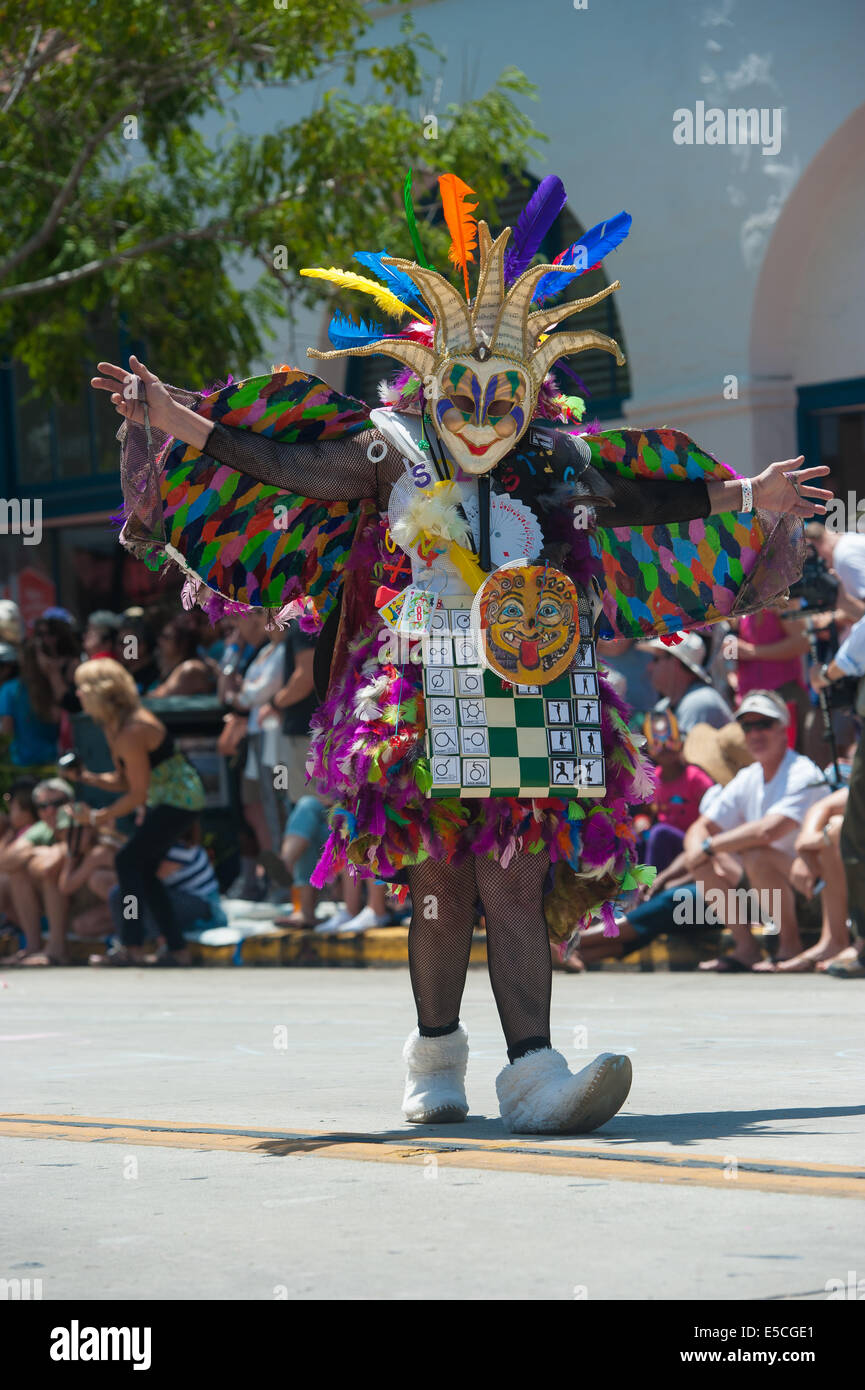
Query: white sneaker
496 1048 632 1134
402 1026 469 1124
333 905 390 935
314 905 355 935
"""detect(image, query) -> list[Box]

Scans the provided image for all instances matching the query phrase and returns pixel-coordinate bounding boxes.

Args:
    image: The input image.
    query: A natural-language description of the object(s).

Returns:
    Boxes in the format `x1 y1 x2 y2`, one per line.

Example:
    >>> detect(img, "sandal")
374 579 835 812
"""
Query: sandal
825 958 865 978
88 944 139 967
0 947 44 967
699 954 760 973
19 952 67 967
273 914 317 931
144 947 192 967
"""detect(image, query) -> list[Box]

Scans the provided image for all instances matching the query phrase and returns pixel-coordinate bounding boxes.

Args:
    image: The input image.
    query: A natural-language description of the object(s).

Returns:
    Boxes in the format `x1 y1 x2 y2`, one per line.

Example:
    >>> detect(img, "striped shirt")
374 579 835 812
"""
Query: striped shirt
163 845 219 899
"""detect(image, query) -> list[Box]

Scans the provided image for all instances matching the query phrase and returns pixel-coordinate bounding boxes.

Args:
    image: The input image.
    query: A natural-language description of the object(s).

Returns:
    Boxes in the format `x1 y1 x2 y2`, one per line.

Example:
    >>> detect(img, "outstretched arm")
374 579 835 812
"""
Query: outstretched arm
91 355 386 504
601 456 830 528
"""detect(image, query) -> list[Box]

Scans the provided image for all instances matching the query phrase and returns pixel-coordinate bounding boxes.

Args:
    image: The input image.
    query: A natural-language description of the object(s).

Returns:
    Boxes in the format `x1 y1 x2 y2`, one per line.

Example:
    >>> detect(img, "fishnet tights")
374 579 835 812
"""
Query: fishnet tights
406 850 553 1057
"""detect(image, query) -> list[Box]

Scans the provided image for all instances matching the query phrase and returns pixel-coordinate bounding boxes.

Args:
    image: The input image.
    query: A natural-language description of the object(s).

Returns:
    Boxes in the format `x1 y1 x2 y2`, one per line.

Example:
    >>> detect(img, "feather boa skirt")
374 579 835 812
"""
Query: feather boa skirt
307 515 657 935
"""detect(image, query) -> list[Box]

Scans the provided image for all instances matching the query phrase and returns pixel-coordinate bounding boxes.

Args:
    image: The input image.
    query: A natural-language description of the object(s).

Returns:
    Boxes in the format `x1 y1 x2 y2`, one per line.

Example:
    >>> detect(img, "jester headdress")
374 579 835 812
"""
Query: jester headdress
306 212 625 475
123 171 801 641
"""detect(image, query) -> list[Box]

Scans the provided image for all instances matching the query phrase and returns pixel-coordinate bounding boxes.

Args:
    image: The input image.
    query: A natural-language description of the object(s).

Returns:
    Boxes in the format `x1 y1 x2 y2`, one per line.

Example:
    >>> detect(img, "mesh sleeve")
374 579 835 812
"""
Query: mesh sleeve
203 421 405 507
598 472 711 528
511 426 711 529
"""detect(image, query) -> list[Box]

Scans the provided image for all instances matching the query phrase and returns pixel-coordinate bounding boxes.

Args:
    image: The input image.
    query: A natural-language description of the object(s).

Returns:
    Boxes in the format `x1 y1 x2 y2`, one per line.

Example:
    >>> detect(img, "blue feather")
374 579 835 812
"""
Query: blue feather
503 175 568 285
533 211 632 303
328 312 385 349
353 250 428 313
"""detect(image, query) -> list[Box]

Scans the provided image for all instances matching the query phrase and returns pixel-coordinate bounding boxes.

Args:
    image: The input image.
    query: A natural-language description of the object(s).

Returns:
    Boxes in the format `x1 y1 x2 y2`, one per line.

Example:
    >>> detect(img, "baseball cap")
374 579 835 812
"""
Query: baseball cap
735 689 790 727
636 632 711 683
86 609 122 631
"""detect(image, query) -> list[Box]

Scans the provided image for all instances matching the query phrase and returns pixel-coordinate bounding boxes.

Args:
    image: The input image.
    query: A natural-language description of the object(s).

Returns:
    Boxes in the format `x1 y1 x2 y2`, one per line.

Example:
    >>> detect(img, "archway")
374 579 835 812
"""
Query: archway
749 100 865 487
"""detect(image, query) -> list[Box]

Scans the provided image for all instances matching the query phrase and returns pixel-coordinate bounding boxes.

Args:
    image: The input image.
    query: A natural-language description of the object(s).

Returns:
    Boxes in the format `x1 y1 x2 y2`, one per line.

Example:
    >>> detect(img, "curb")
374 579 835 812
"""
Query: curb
28 926 718 970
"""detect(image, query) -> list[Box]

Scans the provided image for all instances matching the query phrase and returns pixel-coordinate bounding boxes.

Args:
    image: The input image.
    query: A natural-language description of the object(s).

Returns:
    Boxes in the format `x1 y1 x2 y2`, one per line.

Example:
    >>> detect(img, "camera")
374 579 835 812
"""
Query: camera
58 751 83 777
788 548 839 613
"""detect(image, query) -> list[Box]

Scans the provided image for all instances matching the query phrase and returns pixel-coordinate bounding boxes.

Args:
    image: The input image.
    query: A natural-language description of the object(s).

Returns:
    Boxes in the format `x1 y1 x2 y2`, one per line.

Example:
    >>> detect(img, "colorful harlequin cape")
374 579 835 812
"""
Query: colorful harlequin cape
118 370 802 936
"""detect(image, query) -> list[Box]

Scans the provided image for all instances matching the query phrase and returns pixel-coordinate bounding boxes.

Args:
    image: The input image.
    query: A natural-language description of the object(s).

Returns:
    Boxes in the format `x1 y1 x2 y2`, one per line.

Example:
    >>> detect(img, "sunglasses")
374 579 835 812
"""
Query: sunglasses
35 797 68 810
739 717 778 732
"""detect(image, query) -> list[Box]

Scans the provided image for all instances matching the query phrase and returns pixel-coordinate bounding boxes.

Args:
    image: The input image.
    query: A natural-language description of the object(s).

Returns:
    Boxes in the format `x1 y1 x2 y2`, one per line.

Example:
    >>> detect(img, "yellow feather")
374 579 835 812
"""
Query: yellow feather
299 267 431 324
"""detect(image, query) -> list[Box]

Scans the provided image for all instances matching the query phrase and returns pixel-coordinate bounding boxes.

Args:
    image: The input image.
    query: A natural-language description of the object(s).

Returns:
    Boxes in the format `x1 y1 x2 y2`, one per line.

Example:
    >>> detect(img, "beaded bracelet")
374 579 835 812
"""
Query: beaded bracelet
740 476 753 512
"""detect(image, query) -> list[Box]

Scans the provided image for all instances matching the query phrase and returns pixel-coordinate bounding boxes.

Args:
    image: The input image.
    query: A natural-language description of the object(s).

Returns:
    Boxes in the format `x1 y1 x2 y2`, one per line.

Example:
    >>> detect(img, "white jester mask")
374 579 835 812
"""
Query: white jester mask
308 221 625 477
431 355 529 474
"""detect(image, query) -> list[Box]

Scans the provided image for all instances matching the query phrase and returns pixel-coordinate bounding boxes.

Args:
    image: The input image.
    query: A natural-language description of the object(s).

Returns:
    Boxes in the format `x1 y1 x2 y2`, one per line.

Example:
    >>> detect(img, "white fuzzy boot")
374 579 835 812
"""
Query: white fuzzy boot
402 1025 469 1124
496 1048 632 1134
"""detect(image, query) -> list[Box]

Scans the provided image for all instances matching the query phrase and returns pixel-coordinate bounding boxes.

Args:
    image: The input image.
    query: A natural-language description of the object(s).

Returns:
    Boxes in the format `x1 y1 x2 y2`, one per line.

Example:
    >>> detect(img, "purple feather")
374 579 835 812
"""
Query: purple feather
503 175 568 286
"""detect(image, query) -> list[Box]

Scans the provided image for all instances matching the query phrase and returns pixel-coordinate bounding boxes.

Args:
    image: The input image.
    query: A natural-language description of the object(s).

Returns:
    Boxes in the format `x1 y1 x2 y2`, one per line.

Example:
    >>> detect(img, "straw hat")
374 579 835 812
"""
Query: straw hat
683 720 754 786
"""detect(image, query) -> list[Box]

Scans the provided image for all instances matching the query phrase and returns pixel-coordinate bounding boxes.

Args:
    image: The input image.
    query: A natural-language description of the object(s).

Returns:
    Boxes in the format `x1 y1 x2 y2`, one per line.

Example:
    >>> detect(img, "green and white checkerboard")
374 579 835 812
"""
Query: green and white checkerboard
424 597 606 799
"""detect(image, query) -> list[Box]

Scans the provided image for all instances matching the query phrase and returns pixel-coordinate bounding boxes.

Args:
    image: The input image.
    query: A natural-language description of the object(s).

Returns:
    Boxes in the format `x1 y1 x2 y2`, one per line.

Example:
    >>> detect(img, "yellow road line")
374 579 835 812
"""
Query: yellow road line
1 1113 862 1198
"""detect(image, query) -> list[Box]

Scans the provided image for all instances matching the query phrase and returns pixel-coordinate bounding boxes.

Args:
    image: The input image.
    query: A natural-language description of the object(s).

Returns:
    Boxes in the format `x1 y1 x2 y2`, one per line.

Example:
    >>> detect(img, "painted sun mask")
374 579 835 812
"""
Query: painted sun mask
433 359 529 474
478 563 581 685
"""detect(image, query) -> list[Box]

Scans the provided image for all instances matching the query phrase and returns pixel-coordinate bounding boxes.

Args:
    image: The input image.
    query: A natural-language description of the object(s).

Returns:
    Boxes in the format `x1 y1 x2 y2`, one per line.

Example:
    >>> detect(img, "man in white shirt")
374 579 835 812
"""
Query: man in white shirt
689 690 828 970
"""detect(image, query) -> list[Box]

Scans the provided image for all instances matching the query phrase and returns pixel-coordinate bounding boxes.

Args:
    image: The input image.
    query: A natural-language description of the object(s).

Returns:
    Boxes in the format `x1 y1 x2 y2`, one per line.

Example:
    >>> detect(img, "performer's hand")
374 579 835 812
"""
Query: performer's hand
752 457 832 517
809 665 830 693
90 355 175 432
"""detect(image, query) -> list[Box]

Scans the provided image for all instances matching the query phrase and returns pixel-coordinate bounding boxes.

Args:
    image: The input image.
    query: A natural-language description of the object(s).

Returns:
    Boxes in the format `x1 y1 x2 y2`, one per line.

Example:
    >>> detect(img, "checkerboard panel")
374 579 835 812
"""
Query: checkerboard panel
425 595 607 798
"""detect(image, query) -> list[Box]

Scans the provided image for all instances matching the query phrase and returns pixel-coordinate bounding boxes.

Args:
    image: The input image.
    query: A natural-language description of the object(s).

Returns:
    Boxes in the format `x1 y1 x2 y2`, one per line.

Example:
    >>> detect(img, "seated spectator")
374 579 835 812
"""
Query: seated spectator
692 690 828 969
0 778 46 957
83 610 122 660
55 813 119 942
0 778 75 964
114 617 161 694
639 710 715 872
637 632 734 733
149 614 215 697
578 691 829 971
98 821 223 967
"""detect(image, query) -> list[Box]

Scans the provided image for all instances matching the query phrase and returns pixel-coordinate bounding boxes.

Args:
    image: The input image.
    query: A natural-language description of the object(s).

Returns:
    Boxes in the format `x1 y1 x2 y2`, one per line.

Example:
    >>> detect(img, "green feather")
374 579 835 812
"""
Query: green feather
404 169 432 269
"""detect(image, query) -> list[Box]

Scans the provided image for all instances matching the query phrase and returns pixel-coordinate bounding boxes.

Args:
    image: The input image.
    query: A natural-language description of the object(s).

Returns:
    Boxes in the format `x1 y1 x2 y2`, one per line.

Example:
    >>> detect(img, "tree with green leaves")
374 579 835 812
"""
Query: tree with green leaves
0 1 542 397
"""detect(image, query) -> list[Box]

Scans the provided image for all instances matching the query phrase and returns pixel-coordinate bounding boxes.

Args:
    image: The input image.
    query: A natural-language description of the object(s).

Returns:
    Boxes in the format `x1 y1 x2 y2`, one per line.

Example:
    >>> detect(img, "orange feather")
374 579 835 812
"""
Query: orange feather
438 173 479 299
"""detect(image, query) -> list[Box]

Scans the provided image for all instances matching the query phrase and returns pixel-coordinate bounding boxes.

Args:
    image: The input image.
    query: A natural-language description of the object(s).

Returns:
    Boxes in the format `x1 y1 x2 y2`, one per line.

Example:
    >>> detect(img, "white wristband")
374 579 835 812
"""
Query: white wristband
740 477 753 512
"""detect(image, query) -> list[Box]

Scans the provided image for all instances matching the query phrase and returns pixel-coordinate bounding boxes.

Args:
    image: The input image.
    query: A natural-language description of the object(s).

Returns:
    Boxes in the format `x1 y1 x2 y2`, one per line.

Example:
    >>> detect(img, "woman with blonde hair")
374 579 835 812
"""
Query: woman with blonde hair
73 658 205 965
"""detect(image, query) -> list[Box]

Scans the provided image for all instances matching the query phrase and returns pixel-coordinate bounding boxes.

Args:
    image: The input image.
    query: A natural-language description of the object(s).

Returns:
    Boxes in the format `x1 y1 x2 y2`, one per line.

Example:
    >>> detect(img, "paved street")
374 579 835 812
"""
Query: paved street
1 966 862 1300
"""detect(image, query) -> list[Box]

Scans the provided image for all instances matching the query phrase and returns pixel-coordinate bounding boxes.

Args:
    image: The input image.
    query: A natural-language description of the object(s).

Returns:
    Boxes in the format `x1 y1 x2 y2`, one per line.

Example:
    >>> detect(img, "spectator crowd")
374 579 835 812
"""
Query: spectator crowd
2 524 865 978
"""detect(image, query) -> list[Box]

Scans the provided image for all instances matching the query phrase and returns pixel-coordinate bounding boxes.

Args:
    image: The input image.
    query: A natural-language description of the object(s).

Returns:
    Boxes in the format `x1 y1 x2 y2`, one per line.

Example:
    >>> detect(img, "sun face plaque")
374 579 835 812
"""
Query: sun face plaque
475 563 581 687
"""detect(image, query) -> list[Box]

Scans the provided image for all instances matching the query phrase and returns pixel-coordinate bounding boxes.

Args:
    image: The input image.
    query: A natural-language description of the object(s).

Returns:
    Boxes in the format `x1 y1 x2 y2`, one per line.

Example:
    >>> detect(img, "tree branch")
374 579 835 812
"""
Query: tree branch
0 193 299 303
0 25 71 115
0 64 210 286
